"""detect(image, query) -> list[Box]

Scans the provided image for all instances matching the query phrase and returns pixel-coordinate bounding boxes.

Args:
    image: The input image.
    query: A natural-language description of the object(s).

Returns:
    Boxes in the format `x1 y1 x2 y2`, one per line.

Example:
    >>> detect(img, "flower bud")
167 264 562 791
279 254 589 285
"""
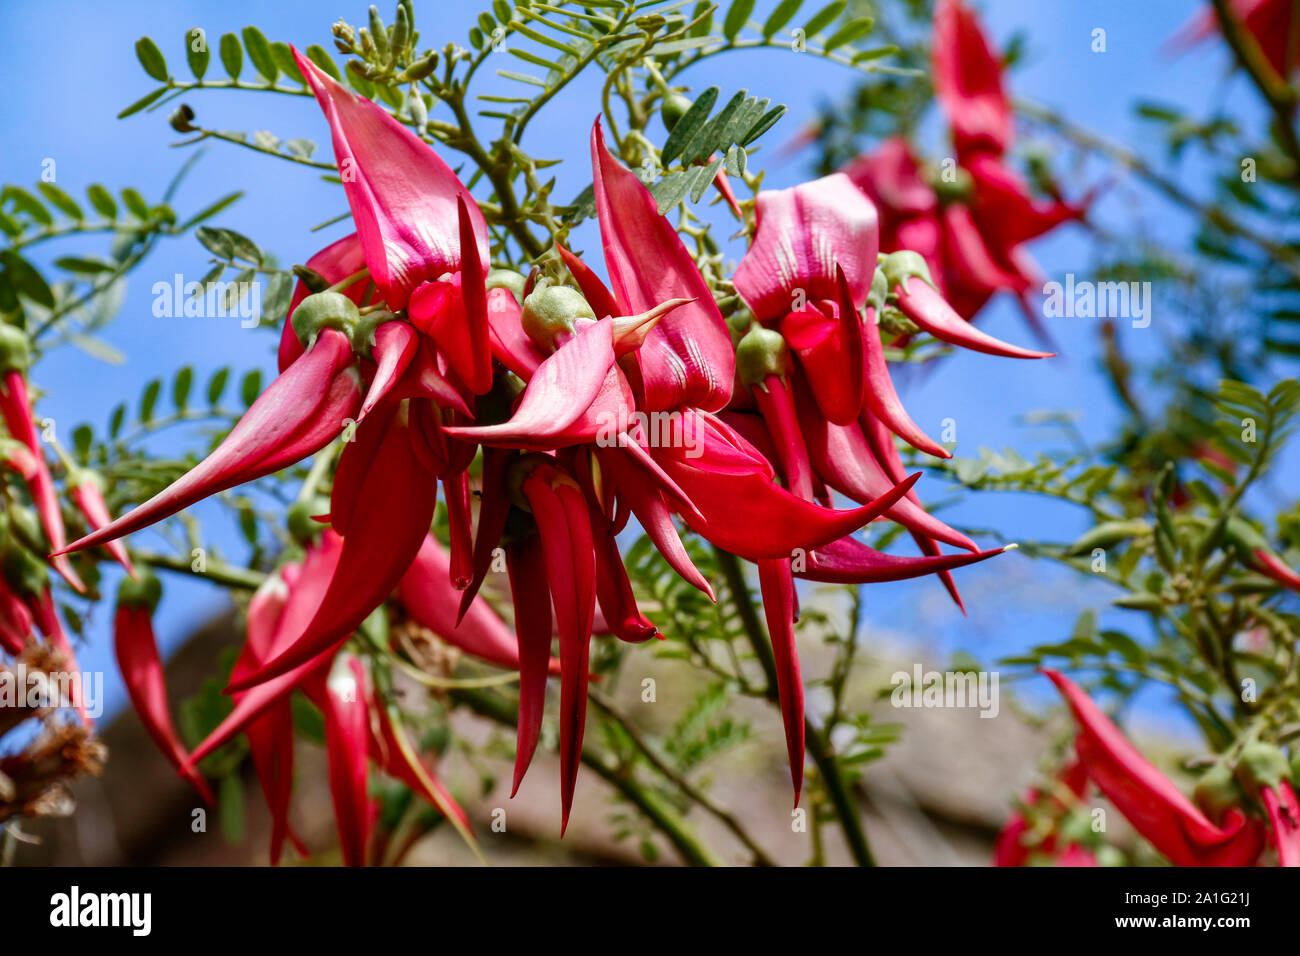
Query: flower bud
486 268 528 305
865 268 888 317
735 325 788 389
117 568 163 613
1194 761 1242 822
0 324 31 374
521 285 595 351
881 250 936 293
291 291 361 349
1236 741 1291 795
661 93 693 132
287 498 329 545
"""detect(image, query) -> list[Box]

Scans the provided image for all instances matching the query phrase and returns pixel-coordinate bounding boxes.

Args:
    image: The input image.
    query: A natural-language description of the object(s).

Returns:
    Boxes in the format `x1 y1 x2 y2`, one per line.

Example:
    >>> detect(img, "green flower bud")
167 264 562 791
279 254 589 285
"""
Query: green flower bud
1236 741 1291 794
881 250 935 293
1194 761 1241 821
287 498 329 545
866 268 888 316
0 324 31 374
735 325 788 389
291 291 361 349
486 268 528 305
521 285 595 351
929 163 974 203
117 567 163 612
661 93 693 132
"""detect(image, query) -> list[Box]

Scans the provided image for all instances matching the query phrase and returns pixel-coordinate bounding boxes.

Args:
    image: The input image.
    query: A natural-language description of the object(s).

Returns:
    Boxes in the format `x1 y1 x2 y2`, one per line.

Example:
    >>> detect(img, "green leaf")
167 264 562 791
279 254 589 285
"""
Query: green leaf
823 16 872 51
135 36 169 81
109 403 126 438
179 190 243 230
38 183 83 220
662 86 718 164
763 0 803 38
86 184 118 219
242 26 278 82
219 773 244 845
53 256 116 275
305 45 341 80
272 41 304 83
740 104 786 145
220 32 243 80
3 187 52 226
689 156 723 202
803 1 846 37
240 369 263 407
207 367 230 406
68 333 126 365
140 378 163 423
723 0 755 40
1 251 54 307
173 366 193 410
116 87 167 119
121 188 150 220
186 27 210 79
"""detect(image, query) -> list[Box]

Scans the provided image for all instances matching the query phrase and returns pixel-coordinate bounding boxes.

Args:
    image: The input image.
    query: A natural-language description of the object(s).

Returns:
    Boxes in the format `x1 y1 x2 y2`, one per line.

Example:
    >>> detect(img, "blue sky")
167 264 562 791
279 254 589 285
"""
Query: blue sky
0 1 1277 735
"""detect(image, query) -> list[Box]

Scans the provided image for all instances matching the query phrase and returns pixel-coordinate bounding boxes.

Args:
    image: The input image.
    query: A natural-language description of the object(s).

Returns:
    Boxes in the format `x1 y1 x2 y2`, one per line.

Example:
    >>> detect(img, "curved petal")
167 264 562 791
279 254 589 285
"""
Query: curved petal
294 48 487 309
734 173 879 321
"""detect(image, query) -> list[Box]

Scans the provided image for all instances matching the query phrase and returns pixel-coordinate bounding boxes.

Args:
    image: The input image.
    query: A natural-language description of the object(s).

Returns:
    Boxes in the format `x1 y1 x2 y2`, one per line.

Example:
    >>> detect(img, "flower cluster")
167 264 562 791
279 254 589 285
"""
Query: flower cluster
845 0 1085 343
40 40 1044 856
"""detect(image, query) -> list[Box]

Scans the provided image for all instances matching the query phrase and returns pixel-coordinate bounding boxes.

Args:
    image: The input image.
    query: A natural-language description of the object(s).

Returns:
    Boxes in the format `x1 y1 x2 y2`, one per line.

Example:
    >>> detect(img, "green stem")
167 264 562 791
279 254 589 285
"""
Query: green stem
713 547 875 866
452 686 725 866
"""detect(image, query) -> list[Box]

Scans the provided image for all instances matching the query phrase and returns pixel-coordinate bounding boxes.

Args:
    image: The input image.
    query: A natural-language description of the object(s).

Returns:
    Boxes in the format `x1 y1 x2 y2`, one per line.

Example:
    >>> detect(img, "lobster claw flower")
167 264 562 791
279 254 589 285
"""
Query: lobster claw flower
303 654 374 867
758 557 805 803
227 400 440 692
734 173 879 324
591 119 734 412
113 573 213 803
993 761 1094 867
0 328 83 591
932 0 1014 157
60 329 362 556
293 48 488 311
1045 669 1265 866
651 409 922 560
237 568 309 865
518 462 597 833
795 534 1008 583
67 470 135 578
278 232 373 373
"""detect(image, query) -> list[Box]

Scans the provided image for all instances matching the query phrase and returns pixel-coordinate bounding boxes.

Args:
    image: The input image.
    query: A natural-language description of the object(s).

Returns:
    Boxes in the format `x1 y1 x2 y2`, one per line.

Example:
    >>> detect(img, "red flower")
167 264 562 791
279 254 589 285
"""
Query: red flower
1045 669 1265 866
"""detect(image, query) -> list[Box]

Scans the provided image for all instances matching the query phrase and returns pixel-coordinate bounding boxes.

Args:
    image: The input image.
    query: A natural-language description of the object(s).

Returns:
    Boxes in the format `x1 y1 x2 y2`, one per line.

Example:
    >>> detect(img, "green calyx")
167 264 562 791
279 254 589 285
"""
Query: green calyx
291 291 363 350
352 309 400 356
880 250 936 294
865 269 889 317
486 268 528 305
1194 761 1243 820
0 324 31 375
735 325 788 390
521 285 595 351
928 164 974 204
661 93 693 132
1235 741 1291 794
287 498 329 545
117 567 162 612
